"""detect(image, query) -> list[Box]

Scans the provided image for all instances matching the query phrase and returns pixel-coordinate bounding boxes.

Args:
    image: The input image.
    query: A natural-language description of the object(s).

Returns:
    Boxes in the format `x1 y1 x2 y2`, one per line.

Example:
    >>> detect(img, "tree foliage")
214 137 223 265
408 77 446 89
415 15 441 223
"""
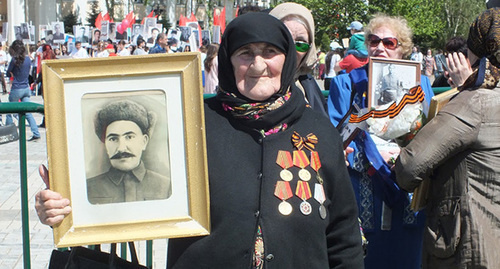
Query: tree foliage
87 2 100 27
63 12 79 34
276 0 484 51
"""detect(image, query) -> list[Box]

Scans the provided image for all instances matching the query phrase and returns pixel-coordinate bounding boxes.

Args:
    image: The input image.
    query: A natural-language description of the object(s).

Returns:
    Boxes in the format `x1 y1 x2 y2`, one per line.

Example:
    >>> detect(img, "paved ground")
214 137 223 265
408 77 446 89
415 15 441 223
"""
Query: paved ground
0 95 167 269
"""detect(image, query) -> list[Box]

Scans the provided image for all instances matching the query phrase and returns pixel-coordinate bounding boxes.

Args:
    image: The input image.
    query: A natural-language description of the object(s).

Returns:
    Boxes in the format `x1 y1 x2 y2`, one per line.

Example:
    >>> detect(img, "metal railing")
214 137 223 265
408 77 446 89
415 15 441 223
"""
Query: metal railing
1 86 453 268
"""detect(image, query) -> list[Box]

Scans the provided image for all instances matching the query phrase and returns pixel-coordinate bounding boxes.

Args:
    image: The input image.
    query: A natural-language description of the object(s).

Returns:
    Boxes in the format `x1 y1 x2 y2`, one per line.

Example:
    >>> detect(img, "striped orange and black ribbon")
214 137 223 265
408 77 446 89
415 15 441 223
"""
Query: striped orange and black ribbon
349 85 425 124
291 131 318 151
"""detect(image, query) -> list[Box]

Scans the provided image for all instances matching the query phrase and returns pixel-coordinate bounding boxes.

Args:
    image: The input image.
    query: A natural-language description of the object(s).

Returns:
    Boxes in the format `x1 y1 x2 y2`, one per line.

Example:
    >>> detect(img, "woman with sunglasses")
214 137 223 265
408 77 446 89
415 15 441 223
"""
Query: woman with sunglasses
326 14 434 269
270 3 328 118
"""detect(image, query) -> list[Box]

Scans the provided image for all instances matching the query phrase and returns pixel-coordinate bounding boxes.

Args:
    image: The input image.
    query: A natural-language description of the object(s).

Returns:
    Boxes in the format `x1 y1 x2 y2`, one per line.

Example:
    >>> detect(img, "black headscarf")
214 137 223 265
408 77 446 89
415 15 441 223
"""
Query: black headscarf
216 12 305 132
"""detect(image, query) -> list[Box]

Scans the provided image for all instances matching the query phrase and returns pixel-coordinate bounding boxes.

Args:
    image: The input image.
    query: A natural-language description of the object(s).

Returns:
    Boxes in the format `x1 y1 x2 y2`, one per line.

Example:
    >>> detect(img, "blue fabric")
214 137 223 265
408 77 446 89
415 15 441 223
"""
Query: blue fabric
148 44 166 54
6 56 31 89
6 87 40 137
327 66 433 269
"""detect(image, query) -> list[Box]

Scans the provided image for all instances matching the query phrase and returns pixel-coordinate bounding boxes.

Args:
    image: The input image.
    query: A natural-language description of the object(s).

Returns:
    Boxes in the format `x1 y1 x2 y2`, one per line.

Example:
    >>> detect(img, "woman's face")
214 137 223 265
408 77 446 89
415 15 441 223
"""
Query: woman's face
231 42 286 101
368 26 403 59
284 19 309 66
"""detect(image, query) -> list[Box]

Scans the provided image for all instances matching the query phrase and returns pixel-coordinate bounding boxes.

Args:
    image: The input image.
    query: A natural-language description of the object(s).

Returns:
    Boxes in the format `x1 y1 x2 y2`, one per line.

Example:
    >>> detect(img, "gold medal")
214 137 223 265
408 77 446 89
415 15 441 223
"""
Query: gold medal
276 150 293 182
280 169 293 182
279 201 293 215
275 181 293 216
300 201 312 215
298 169 311 181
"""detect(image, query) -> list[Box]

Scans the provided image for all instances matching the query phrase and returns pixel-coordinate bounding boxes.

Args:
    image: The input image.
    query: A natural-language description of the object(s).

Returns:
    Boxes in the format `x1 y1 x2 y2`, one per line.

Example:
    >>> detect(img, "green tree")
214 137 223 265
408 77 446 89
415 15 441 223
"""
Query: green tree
63 12 79 34
87 2 100 27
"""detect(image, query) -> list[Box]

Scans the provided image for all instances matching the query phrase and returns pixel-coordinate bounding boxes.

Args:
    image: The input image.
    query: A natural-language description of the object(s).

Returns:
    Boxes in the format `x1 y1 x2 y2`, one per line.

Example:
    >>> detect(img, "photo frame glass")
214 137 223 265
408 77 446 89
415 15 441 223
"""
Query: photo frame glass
368 57 421 110
43 54 210 247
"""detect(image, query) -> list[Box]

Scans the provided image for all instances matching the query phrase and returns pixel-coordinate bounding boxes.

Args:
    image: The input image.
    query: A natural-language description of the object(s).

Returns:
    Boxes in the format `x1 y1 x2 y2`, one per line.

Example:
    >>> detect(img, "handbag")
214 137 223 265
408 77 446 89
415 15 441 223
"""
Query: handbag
48 242 148 269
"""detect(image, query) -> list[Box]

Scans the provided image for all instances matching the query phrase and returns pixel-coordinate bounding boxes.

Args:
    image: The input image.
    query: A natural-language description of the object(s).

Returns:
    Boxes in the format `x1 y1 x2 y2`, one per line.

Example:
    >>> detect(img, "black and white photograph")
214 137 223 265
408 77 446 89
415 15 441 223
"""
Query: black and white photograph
201 30 211 47
179 26 191 42
14 26 22 41
29 25 35 44
146 26 160 45
44 30 54 45
144 17 157 34
75 25 90 44
368 57 420 109
108 22 117 41
131 24 144 45
42 54 209 247
52 22 65 42
20 23 30 40
92 28 101 44
81 95 172 205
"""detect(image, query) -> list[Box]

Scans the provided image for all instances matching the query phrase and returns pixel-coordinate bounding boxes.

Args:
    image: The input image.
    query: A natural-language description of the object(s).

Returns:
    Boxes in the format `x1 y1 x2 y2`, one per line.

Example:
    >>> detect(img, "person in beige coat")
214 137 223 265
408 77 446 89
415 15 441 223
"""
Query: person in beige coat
395 8 500 268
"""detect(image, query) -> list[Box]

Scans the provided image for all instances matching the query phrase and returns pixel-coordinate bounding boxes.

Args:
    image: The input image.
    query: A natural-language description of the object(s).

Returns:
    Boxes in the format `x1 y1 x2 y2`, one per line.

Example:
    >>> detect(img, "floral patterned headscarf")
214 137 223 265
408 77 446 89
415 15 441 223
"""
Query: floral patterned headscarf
463 8 500 89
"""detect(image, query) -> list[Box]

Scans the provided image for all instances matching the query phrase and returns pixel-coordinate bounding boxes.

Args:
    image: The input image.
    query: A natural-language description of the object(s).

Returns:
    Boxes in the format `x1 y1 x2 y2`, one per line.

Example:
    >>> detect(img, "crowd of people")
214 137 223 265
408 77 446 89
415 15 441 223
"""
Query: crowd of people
24 3 500 269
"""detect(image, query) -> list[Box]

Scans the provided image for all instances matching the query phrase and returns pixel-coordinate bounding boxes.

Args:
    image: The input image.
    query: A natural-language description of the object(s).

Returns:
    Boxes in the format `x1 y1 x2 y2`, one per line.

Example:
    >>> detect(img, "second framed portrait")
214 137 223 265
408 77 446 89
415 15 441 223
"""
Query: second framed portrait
368 57 421 110
42 53 209 247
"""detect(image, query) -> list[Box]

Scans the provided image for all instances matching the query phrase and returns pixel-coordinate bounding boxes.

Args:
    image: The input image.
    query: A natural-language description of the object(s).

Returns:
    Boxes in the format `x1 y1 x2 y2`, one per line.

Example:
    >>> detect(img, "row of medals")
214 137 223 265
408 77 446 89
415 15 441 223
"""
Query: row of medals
274 150 327 219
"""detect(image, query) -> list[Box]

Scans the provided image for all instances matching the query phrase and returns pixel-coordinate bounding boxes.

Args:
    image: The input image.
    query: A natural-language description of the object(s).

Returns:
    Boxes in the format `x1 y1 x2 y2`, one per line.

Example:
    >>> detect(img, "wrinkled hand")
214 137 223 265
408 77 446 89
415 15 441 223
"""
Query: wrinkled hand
344 147 354 166
34 165 71 226
446 52 472 88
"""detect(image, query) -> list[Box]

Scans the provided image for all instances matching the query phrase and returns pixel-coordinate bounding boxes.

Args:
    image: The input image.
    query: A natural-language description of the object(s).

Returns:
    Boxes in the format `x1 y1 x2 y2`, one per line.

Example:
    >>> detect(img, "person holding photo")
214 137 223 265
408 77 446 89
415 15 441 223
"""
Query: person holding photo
327 14 434 269
35 13 364 268
396 8 500 268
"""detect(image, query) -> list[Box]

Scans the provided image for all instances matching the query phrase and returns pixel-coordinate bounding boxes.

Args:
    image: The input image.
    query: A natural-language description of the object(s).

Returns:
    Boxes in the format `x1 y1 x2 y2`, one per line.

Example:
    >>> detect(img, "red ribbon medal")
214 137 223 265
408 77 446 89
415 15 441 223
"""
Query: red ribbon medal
296 181 312 215
310 151 323 184
274 181 293 215
276 150 293 182
293 150 311 181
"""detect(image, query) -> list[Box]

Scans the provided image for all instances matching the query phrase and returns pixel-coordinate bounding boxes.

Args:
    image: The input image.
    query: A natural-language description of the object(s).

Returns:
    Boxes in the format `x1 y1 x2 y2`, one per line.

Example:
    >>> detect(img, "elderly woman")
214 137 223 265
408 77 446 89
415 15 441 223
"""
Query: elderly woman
327 14 434 269
396 8 500 268
270 3 328 117
35 13 364 268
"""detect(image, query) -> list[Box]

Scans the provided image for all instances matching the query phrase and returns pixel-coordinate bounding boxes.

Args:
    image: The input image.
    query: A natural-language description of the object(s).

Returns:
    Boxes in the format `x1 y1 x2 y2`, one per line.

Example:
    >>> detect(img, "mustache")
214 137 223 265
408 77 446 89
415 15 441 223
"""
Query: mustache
110 152 136 159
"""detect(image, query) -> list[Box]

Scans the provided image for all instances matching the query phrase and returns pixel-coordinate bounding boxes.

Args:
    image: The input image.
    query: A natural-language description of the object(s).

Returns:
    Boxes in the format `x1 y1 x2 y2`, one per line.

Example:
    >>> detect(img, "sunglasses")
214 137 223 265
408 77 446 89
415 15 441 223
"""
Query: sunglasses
295 41 310 53
367 35 400 50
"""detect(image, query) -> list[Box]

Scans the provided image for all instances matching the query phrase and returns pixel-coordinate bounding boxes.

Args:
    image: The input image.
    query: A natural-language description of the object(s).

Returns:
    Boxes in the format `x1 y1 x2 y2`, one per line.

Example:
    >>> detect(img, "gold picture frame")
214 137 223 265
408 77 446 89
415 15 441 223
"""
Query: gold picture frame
410 88 459 211
43 53 210 247
368 57 421 110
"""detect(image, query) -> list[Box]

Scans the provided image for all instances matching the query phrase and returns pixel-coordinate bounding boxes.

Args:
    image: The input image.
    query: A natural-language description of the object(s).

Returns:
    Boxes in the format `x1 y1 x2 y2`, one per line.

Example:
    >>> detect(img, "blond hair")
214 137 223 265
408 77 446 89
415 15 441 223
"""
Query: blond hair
365 14 413 58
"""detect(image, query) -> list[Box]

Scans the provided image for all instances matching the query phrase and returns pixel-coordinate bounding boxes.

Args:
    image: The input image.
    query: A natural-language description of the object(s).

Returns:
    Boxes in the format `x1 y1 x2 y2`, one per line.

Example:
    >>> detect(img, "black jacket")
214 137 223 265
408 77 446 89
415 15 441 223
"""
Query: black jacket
168 98 364 268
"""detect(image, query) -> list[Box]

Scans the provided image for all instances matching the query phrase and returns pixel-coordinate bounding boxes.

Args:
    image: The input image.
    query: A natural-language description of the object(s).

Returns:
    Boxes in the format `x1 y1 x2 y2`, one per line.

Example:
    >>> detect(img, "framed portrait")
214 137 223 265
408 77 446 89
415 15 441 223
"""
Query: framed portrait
42 53 210 247
368 57 421 110
51 21 65 42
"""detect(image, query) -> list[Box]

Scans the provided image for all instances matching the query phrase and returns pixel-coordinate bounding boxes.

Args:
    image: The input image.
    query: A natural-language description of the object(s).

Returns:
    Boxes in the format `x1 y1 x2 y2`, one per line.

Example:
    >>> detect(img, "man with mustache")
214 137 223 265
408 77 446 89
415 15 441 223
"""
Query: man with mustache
86 100 171 204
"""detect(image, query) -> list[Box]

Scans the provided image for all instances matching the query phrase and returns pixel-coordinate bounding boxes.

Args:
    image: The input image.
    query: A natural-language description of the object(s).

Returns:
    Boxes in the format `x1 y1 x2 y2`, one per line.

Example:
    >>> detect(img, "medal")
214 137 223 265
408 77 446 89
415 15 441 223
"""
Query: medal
276 150 293 182
319 204 327 219
274 181 293 216
296 181 312 216
293 150 311 181
310 151 323 184
314 183 327 219
300 201 312 215
279 201 293 215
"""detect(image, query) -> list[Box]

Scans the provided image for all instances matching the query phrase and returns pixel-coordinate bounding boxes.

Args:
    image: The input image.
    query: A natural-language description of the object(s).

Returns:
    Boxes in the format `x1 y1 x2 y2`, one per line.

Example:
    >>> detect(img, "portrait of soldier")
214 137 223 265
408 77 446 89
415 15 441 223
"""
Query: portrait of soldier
86 99 171 204
377 64 406 106
53 22 65 41
76 26 89 43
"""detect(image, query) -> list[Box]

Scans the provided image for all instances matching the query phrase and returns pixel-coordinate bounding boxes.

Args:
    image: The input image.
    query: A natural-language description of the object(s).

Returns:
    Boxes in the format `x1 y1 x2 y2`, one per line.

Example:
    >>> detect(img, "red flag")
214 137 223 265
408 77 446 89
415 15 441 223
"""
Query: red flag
102 12 110 22
189 12 197 22
213 9 219 26
220 7 226 34
147 10 155 18
95 12 103 29
179 14 187 26
235 6 240 18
